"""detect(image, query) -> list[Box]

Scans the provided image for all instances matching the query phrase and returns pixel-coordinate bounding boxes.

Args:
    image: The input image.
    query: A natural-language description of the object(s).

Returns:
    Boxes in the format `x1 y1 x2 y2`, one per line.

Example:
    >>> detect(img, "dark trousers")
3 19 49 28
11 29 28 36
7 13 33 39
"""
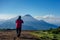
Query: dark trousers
16 27 21 37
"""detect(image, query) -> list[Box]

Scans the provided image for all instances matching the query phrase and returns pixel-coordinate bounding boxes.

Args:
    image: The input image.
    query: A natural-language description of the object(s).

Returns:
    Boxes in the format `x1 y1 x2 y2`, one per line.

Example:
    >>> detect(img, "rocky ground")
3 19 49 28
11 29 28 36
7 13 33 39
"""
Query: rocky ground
0 30 37 40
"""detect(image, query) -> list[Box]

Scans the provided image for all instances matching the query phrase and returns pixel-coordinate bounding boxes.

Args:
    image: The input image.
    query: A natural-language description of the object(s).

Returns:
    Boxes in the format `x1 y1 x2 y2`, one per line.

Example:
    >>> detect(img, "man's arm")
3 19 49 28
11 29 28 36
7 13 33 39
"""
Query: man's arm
22 20 24 23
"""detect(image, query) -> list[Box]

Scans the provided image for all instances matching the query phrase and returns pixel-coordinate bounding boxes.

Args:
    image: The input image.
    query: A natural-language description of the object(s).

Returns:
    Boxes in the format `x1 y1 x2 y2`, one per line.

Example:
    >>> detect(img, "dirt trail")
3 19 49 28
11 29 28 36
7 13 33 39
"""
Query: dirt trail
0 30 37 40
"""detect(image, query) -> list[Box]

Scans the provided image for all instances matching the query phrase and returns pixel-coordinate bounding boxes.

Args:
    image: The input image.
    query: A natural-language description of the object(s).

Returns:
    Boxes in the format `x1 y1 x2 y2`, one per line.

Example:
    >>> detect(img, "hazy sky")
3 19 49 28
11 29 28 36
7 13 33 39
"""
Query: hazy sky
0 0 60 19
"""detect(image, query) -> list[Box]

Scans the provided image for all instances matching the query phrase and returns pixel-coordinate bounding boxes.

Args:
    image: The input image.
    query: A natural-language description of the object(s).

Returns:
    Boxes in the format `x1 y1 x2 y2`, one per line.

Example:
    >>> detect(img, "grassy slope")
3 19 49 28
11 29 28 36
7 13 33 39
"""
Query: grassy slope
30 27 60 40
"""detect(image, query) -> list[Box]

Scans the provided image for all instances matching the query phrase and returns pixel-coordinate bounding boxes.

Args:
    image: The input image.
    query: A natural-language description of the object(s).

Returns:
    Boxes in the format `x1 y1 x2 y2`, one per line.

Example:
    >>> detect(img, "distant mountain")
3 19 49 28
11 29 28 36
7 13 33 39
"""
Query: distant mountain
0 19 6 24
43 18 60 26
0 14 58 30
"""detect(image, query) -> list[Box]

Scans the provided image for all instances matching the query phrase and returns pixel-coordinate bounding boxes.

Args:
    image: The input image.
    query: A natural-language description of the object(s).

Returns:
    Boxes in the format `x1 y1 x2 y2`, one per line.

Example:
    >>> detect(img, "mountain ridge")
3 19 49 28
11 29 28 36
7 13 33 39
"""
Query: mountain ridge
0 14 58 30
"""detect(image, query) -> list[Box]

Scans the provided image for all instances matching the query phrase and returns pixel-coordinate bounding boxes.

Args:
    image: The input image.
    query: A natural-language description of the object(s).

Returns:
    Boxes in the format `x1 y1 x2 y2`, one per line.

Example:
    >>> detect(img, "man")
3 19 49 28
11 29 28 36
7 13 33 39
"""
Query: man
16 16 24 37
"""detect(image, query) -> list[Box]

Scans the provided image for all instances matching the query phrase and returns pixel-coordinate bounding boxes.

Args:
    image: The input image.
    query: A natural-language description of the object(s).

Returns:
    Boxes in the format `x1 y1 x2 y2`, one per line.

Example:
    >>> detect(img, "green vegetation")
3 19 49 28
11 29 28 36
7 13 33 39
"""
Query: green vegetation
0 29 16 31
31 27 60 40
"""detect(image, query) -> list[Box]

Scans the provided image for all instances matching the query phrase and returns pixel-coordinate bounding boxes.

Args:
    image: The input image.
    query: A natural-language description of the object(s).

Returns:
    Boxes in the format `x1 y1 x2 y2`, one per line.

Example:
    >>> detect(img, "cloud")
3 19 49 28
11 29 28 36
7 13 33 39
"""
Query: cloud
43 15 54 19
35 14 60 19
35 14 55 20
43 15 60 22
35 14 60 26
0 14 17 20
35 14 60 22
34 16 42 20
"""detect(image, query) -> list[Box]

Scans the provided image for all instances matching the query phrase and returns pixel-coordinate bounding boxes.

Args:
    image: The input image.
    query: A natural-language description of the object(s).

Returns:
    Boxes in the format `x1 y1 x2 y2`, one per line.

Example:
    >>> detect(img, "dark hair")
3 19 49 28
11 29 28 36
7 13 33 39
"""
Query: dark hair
18 16 21 20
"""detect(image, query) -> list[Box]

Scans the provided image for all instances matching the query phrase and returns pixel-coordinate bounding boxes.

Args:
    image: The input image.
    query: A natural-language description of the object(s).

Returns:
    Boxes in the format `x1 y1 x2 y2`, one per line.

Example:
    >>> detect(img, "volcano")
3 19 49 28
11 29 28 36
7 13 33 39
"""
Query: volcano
0 14 58 30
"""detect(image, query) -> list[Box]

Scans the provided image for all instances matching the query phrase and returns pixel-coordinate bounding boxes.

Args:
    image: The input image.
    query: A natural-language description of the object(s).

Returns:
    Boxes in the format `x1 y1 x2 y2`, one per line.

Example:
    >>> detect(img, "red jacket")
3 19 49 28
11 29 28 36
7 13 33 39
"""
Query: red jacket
16 20 23 28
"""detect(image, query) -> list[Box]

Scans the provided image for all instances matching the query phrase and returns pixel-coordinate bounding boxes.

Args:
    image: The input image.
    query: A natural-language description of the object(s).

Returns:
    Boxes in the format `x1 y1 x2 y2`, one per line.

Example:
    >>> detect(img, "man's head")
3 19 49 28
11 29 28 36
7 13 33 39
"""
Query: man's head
18 16 21 19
